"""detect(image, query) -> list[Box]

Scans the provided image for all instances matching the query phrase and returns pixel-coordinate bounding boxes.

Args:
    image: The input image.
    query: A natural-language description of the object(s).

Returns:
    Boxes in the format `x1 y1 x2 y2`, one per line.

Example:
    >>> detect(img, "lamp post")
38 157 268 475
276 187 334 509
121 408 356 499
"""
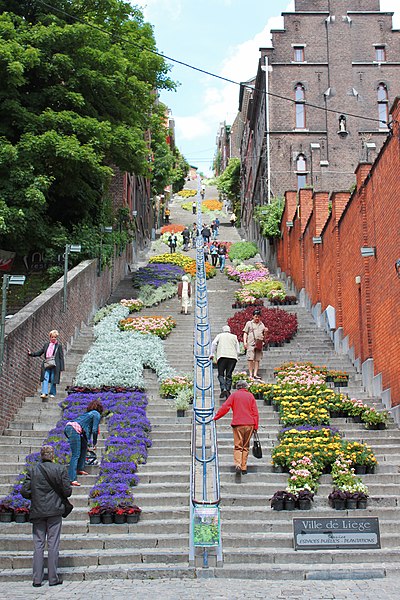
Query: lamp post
98 226 113 277
0 274 26 375
63 244 81 313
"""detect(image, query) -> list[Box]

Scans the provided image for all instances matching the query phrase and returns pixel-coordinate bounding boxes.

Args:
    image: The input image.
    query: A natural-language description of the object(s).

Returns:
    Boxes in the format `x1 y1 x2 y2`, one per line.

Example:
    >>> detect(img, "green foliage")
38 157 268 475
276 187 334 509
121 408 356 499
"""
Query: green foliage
0 1 175 255
216 158 240 201
137 283 177 307
253 197 285 239
228 241 258 262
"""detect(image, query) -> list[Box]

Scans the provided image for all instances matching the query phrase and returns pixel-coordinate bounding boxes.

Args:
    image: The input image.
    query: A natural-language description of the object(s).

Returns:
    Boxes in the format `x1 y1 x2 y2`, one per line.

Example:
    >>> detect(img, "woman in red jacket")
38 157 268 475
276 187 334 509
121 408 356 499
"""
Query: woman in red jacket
213 380 259 476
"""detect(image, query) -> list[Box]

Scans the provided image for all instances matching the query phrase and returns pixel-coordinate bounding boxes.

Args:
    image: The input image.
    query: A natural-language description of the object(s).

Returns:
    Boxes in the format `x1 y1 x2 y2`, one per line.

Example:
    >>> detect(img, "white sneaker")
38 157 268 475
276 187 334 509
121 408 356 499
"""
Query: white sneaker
49 395 55 398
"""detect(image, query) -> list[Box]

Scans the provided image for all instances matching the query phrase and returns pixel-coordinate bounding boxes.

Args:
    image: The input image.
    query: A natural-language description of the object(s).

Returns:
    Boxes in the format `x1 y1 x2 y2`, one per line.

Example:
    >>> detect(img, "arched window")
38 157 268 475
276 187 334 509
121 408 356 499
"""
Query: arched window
296 154 307 189
295 84 306 129
377 83 389 128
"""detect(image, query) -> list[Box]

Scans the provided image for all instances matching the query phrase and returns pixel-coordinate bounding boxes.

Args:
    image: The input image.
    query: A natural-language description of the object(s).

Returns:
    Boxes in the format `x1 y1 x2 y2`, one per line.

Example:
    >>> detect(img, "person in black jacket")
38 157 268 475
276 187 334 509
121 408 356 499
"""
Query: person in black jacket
21 445 72 587
28 330 65 401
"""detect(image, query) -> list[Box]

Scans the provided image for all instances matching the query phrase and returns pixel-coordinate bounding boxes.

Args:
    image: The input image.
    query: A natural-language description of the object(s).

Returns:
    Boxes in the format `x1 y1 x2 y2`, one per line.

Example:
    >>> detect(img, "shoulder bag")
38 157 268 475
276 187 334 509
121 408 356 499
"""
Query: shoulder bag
43 346 57 370
38 465 73 518
252 431 263 459
251 326 264 351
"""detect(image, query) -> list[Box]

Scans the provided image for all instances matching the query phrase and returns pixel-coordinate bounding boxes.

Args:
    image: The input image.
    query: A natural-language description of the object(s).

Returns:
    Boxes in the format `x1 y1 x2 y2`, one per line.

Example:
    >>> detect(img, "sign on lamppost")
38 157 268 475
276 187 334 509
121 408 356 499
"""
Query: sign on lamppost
0 274 26 375
63 244 81 313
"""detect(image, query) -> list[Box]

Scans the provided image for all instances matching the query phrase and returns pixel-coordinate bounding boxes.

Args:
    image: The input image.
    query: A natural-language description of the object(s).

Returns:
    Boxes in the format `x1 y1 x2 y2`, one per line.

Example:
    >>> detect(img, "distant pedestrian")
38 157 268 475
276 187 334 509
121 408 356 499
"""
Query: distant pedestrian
28 330 65 401
164 208 170 224
192 201 196 214
215 217 220 234
181 227 190 251
21 445 72 587
218 244 227 272
177 275 192 315
211 220 218 240
168 233 178 253
64 399 104 486
210 325 240 398
210 242 219 267
213 380 259 476
201 225 211 243
243 308 268 379
230 212 237 226
203 243 210 262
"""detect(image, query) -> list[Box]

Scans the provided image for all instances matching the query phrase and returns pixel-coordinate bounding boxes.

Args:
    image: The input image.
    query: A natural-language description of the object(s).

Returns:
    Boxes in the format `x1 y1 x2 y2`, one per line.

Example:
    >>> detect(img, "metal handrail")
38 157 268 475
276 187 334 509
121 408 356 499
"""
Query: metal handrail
189 185 222 566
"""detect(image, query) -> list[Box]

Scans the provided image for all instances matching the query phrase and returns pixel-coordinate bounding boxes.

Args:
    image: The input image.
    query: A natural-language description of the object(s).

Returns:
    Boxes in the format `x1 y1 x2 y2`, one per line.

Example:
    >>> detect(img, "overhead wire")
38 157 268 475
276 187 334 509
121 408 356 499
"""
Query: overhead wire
35 0 393 128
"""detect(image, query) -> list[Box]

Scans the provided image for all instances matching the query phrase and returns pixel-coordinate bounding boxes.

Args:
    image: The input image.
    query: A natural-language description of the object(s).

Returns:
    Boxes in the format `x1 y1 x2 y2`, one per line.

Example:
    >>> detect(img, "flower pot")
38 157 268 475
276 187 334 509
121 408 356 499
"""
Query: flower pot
366 465 375 474
14 513 28 523
271 500 284 511
177 409 186 418
126 513 140 524
298 499 312 510
0 512 13 523
264 397 271 406
114 514 127 524
89 514 101 524
354 465 367 475
272 465 284 473
333 499 346 510
330 411 341 419
272 403 279 412
346 499 358 510
357 500 368 510
284 499 296 511
101 513 114 524
353 415 362 423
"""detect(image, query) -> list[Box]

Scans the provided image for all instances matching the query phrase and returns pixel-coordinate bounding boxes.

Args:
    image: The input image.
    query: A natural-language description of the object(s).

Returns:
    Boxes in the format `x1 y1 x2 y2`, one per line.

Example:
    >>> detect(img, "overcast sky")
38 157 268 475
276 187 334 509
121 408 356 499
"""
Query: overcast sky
140 1 400 176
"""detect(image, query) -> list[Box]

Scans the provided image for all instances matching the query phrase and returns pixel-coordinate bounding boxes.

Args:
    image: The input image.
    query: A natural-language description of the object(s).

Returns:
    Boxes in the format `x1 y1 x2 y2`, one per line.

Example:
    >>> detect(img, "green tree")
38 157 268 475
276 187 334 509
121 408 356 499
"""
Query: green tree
253 197 285 239
217 157 241 215
0 0 175 255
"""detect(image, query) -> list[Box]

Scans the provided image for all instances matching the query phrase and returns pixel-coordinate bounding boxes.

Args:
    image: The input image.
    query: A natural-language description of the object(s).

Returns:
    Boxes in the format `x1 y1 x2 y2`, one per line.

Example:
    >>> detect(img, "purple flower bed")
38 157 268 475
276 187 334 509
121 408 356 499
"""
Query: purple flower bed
131 263 185 288
1 390 151 514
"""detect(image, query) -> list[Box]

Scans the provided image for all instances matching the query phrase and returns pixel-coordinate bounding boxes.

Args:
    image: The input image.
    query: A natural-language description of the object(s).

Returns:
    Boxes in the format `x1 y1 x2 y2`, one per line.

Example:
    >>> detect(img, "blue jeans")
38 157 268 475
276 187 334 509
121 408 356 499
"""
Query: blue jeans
42 369 56 396
64 426 87 482
219 256 226 271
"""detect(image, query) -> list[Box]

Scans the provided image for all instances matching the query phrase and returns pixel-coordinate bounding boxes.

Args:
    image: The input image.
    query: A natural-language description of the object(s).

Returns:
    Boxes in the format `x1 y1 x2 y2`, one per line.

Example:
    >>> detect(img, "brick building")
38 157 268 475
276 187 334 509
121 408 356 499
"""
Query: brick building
276 97 400 413
239 0 400 224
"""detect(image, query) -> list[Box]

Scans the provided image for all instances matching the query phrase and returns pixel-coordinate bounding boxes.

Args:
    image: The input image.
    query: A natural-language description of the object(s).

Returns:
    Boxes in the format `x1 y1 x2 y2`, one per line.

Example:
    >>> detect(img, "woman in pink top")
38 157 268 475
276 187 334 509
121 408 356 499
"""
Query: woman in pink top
28 330 65 401
213 380 259 476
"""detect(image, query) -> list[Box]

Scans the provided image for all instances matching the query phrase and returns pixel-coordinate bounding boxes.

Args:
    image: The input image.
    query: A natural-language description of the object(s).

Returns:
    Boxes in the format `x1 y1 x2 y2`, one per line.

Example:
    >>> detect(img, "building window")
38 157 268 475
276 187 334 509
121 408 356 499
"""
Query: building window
296 154 307 189
295 84 306 128
375 46 386 62
293 46 305 62
377 83 389 127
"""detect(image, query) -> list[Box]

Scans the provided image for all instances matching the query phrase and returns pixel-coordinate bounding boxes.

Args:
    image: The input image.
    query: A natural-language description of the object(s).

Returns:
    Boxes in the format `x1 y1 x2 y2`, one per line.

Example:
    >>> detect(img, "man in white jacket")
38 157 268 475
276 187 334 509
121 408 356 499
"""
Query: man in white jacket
210 325 240 398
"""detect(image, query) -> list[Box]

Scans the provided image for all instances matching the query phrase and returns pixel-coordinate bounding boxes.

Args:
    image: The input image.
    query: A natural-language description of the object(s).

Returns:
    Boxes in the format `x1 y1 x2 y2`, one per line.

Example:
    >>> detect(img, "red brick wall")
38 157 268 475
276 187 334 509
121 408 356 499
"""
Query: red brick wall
0 254 128 431
276 98 400 404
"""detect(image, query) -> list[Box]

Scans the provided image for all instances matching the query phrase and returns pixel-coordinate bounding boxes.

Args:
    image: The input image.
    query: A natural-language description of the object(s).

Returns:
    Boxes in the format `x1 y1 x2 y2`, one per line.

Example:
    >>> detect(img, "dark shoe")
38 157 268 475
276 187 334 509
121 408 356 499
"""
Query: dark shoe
49 578 63 586
241 470 248 475
235 465 242 476
219 391 226 399
225 390 230 398
32 583 42 587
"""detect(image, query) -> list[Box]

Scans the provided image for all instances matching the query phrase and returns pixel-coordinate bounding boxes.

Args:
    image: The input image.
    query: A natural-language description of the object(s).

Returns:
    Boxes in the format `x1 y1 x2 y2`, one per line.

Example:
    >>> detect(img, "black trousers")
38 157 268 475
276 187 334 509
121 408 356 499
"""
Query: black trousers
217 357 237 392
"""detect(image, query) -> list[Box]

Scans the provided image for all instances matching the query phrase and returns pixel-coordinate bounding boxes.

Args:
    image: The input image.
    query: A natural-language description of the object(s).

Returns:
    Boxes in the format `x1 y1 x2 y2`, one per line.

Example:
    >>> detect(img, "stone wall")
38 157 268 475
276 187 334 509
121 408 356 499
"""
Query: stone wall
0 249 128 432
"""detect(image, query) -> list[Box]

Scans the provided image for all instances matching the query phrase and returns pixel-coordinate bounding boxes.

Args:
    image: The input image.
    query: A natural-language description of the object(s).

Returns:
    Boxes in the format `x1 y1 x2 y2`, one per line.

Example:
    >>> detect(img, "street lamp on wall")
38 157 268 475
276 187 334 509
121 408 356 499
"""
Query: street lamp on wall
0 274 26 375
63 244 81 313
98 226 113 277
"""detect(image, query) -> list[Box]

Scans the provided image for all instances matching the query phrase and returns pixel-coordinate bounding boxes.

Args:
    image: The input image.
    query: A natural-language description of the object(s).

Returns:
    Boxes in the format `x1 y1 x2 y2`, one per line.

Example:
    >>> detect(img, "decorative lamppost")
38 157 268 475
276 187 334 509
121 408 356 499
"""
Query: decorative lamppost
62 244 81 313
0 274 26 375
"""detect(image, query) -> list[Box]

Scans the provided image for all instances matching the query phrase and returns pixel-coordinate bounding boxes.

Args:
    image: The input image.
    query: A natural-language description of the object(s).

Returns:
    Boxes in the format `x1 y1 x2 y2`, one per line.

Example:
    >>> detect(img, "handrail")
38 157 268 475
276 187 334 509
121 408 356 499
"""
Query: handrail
189 184 223 567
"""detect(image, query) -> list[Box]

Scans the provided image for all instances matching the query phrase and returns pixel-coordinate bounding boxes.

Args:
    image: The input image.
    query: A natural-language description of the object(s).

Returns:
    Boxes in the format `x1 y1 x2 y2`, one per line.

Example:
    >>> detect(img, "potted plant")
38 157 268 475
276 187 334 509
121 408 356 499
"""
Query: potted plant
328 489 348 510
14 506 30 523
270 490 287 511
296 489 314 510
0 501 13 523
114 507 127 524
361 407 389 430
284 492 297 511
354 492 368 509
175 388 192 417
88 505 102 525
125 505 142 524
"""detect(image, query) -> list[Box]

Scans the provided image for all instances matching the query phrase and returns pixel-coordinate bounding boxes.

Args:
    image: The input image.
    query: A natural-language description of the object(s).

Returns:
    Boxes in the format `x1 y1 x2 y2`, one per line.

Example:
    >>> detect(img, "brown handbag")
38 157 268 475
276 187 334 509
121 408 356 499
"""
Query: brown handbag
254 339 264 351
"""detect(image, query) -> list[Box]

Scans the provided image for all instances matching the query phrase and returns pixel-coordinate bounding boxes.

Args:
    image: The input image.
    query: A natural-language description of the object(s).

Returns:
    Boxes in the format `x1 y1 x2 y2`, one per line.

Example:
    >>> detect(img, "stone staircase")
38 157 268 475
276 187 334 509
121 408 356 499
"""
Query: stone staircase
1 194 400 581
